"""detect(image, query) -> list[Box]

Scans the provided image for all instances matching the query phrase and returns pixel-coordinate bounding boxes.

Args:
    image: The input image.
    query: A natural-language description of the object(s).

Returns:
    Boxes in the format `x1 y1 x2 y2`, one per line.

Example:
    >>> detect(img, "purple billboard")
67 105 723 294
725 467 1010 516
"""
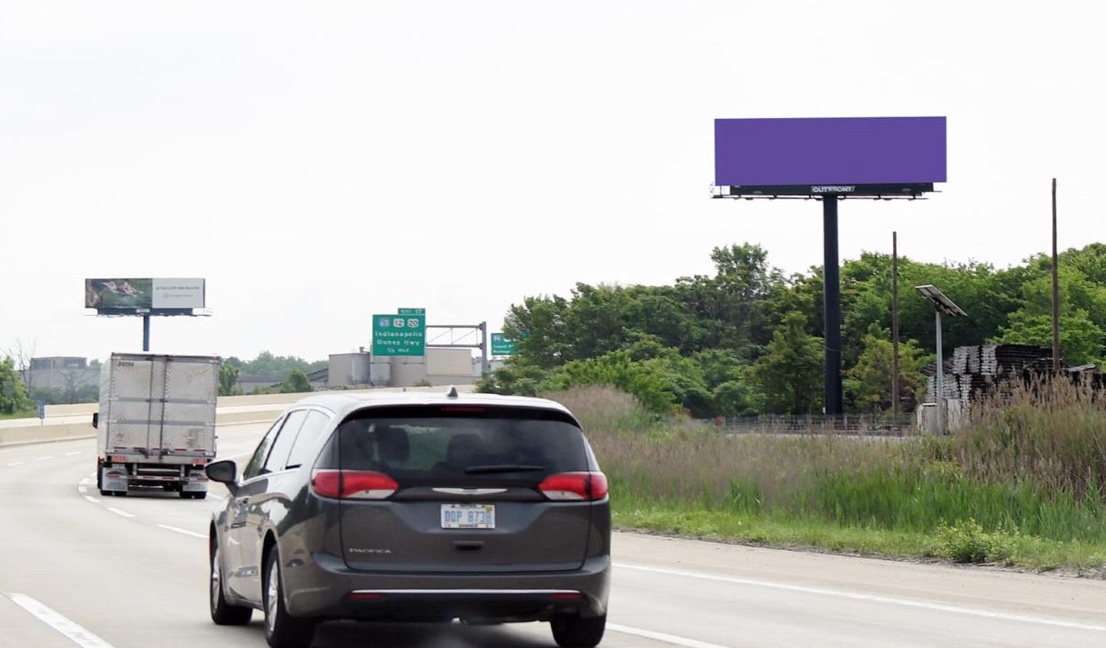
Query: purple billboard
714 116 946 188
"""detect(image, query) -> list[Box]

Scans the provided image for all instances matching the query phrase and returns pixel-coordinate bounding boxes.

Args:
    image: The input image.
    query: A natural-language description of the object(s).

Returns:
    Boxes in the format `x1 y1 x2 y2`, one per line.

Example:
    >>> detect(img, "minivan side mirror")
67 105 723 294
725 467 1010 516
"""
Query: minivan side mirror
91 413 99 429
205 459 240 495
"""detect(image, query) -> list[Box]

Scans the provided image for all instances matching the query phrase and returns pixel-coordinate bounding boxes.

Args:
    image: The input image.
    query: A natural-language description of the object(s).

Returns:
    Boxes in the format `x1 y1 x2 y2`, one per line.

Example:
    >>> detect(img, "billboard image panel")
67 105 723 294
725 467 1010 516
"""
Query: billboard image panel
85 278 205 311
714 116 946 187
84 278 153 310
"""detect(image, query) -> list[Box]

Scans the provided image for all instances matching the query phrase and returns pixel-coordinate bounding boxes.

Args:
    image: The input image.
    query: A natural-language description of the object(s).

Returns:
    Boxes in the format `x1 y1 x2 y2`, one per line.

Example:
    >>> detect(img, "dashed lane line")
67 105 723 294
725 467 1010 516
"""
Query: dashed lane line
6 593 117 648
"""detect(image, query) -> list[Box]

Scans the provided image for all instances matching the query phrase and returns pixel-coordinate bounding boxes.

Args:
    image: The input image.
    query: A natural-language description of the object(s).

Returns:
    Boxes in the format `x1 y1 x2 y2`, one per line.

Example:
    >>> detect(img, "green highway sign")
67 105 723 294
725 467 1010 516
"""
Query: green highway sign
372 313 426 356
490 332 516 356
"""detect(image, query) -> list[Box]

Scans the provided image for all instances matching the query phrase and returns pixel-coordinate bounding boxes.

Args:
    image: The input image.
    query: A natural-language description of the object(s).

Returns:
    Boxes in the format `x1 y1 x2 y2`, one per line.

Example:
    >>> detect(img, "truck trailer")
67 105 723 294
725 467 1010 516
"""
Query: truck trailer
93 352 220 498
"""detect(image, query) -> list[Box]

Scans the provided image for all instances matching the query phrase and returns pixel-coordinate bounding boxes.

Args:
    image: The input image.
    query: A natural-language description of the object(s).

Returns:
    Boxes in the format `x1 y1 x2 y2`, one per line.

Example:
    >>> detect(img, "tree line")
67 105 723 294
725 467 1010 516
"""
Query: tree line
477 241 1106 417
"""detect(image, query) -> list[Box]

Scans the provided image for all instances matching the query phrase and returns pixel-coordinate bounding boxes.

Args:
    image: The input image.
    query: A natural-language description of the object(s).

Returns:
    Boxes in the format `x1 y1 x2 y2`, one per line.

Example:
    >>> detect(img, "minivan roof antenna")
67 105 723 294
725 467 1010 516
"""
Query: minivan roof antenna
446 385 459 398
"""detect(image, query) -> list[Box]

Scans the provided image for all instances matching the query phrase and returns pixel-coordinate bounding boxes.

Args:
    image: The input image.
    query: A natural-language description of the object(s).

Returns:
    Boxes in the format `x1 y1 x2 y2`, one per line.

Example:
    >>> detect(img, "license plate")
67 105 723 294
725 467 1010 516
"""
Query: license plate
441 504 495 529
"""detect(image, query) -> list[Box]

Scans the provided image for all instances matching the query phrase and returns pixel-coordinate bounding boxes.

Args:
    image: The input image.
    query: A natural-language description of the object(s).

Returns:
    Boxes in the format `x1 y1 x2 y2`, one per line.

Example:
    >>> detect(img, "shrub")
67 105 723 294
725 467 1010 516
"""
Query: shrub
929 518 1015 564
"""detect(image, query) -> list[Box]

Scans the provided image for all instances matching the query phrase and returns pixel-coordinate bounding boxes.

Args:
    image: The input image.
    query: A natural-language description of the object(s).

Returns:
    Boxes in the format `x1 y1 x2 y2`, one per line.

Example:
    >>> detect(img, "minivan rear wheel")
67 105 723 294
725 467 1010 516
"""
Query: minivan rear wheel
263 549 315 648
551 612 606 648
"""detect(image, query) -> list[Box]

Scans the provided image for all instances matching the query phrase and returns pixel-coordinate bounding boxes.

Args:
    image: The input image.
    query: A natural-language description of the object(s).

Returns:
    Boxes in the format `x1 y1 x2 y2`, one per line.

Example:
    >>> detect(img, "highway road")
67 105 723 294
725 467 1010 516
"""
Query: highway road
2 421 1106 648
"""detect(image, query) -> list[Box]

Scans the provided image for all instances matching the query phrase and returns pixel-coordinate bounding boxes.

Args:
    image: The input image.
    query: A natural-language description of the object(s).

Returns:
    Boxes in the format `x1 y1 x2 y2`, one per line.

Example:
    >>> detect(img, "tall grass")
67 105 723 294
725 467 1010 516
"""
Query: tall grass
958 373 1106 501
546 382 1106 570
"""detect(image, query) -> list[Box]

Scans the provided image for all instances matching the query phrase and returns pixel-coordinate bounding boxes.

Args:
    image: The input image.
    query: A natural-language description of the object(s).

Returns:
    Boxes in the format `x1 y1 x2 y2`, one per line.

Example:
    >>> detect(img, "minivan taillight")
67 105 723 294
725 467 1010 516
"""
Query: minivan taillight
311 469 398 500
538 471 609 501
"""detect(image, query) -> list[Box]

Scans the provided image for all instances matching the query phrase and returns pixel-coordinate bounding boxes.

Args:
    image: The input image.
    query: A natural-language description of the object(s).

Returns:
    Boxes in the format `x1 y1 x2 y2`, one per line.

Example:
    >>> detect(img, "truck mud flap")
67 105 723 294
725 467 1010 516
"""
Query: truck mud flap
100 466 128 495
182 468 209 492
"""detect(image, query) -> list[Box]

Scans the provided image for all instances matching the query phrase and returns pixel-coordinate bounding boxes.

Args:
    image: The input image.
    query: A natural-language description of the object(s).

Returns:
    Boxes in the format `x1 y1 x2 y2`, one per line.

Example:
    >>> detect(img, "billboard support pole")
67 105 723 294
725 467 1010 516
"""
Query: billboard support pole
823 196 843 418
142 315 151 352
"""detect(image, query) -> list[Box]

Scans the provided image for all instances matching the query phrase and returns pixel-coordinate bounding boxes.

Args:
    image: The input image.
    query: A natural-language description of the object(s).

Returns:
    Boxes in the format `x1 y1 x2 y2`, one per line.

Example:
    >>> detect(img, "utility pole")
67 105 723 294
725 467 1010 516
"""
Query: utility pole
1051 178 1060 371
892 232 900 423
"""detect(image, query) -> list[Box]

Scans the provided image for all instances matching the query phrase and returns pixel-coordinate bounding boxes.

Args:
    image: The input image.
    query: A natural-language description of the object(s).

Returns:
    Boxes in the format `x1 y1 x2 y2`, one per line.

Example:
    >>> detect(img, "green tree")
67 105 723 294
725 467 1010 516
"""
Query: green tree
674 243 787 358
751 312 824 414
219 363 242 396
279 369 313 394
1062 242 1106 288
1 357 34 415
503 295 573 370
991 252 1106 365
30 387 64 406
712 379 757 417
545 350 679 415
994 309 1104 366
476 358 549 397
242 351 325 376
844 324 929 413
898 260 1015 357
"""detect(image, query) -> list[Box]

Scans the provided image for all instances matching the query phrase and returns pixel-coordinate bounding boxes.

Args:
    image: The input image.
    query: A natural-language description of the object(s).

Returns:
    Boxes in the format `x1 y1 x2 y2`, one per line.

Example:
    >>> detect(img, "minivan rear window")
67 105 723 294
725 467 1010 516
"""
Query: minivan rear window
329 405 589 483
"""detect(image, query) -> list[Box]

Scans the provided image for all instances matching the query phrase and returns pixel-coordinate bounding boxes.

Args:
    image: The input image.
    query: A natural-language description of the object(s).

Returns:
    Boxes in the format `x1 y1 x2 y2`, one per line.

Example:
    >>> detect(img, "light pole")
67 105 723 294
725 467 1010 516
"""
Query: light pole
914 285 968 434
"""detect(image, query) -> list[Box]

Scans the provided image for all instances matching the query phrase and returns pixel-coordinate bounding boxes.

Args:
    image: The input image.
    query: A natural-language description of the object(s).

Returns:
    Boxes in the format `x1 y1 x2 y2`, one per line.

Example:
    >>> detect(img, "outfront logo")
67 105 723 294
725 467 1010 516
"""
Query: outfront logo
810 185 856 193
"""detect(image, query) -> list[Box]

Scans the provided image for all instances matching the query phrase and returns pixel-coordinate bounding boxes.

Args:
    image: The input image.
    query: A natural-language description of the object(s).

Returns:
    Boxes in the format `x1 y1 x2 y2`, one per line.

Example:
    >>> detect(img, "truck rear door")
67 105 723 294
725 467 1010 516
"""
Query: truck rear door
104 356 161 457
159 356 219 460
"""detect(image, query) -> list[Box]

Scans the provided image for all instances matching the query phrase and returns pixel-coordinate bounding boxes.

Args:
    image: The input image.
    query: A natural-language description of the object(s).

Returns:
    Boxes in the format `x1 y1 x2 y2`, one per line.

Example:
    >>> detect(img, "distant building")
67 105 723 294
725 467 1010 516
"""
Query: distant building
30 356 88 371
22 356 100 400
325 348 480 389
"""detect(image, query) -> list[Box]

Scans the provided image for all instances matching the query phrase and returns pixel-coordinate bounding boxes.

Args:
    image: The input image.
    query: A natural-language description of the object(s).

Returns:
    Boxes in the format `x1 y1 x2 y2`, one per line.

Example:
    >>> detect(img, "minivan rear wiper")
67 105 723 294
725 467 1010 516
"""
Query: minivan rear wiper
463 464 545 475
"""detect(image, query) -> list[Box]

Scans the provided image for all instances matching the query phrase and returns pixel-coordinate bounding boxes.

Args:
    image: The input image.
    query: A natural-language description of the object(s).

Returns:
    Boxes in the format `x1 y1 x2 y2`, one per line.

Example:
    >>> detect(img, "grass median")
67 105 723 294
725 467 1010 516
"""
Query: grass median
551 383 1106 576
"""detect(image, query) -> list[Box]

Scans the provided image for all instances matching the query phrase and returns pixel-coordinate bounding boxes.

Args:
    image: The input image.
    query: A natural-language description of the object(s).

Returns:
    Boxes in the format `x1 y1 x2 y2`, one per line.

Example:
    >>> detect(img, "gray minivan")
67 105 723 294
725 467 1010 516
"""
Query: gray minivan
206 387 611 648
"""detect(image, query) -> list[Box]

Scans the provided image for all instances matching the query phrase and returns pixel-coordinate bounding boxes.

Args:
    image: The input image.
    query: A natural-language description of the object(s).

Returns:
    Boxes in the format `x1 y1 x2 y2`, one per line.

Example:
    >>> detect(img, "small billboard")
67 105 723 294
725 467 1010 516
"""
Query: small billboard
85 278 206 312
714 116 946 193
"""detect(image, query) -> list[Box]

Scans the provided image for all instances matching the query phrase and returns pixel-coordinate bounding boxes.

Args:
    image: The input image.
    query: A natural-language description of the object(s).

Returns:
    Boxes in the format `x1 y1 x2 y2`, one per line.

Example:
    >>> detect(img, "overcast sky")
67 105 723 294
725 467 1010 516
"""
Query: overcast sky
3 1 1104 363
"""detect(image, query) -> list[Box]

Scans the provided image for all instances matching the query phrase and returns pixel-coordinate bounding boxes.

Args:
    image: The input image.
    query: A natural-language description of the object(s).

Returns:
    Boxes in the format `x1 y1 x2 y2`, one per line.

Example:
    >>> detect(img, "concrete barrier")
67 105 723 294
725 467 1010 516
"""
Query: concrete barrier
0 422 93 446
0 384 476 447
0 408 288 447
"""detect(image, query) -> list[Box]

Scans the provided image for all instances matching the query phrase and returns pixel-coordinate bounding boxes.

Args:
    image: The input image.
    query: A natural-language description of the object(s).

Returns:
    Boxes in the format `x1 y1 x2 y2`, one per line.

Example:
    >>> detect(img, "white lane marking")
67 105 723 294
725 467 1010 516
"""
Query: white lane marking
66 451 81 456
617 563 1106 632
35 456 54 461
157 525 206 539
83 496 100 504
7 461 25 466
609 624 729 648
106 507 134 518
7 593 118 648
78 486 87 494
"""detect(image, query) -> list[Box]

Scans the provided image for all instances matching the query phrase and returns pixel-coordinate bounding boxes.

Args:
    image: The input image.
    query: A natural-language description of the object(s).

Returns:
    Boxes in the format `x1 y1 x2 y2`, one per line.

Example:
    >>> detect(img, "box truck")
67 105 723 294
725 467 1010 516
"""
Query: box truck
93 352 220 498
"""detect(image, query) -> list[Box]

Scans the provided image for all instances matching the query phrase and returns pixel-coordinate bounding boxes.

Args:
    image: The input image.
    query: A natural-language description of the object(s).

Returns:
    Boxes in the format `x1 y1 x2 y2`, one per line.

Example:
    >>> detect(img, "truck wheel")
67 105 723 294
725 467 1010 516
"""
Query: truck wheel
210 539 252 625
263 549 315 648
